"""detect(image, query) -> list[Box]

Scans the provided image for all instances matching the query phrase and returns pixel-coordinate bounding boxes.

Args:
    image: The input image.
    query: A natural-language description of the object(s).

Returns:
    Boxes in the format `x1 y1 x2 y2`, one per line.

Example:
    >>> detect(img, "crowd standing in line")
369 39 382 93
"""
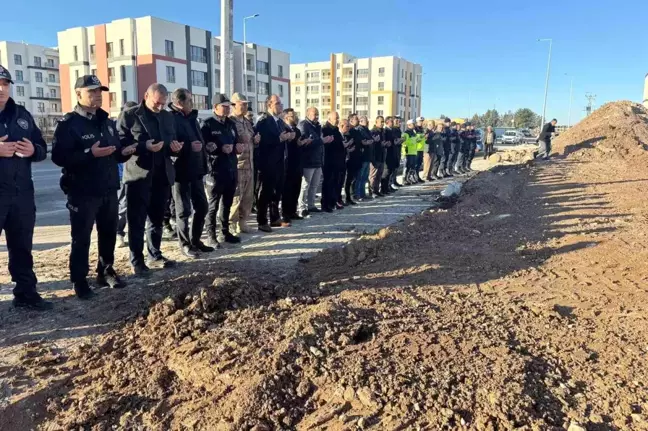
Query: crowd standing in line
1 69 511 311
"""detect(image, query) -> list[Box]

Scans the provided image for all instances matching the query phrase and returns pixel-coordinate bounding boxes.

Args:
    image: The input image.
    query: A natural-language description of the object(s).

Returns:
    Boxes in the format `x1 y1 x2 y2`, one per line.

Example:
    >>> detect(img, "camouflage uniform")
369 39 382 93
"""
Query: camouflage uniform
229 115 255 232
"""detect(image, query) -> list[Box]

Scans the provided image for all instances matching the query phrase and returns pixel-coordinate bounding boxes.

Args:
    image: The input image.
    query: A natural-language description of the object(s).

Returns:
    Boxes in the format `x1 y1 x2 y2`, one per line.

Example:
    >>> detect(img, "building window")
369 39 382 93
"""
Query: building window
378 82 385 91
14 54 22 65
307 85 319 94
257 101 265 114
74 70 79 79
214 46 221 63
166 66 175 83
256 61 269 75
122 90 128 104
278 65 284 78
50 88 57 98
192 94 208 110
246 57 253 72
378 96 384 105
108 67 115 83
356 96 368 105
73 46 78 61
48 73 55 83
89 45 95 61
379 67 385 77
258 81 270 96
295 99 301 107
109 92 116 108
295 73 301 80
336 77 340 84
36 87 44 97
120 65 126 82
246 78 253 93
191 70 207 87
16 86 25 97
278 84 284 97
336 104 340 110
34 56 42 67
215 69 221 87
16 101 25 107
15 70 23 82
91 68 96 76
356 83 369 92
356 69 369 78
119 39 125 56
165 40 174 57
295 86 300 94
336 91 340 97
190 45 207 63
377 110 384 116
51 103 59 112
47 59 55 68
107 42 114 59
37 102 45 113
35 72 43 83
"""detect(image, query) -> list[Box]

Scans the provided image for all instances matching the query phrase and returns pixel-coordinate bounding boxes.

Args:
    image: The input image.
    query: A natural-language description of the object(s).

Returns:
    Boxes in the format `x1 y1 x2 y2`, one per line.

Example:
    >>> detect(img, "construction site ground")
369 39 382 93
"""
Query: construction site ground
1 102 648 430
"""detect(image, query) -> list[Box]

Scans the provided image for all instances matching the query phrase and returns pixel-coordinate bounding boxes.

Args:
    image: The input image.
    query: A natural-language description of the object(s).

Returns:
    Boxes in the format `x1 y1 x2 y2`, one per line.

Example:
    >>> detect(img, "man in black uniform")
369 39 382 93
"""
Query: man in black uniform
0 66 51 310
321 111 345 212
117 83 183 275
201 94 241 245
168 88 214 258
537 118 558 160
254 95 294 232
381 116 399 194
52 75 137 299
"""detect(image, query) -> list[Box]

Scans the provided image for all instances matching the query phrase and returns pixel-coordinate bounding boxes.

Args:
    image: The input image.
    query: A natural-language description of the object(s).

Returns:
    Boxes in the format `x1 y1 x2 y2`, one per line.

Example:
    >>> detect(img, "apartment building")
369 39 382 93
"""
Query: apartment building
0 41 62 132
290 53 422 121
57 16 290 118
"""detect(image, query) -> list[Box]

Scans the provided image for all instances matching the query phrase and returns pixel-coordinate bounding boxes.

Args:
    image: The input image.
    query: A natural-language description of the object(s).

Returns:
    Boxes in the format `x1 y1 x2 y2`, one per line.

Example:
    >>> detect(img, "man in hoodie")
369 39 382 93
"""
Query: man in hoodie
168 88 214 258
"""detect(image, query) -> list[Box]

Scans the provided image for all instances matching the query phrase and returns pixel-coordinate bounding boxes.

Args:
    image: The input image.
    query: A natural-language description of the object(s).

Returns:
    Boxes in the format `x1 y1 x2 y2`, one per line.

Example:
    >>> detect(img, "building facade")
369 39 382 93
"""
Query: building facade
57 16 290 118
0 41 62 134
290 53 422 121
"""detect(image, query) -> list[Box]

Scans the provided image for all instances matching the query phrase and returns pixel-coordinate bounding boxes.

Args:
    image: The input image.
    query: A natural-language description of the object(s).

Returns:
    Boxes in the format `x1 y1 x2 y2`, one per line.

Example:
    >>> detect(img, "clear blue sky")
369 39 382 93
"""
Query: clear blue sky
2 0 647 123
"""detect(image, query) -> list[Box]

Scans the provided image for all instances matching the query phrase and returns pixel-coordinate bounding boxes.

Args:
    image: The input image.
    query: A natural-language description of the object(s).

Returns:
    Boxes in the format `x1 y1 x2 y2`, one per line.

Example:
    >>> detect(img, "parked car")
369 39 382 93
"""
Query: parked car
475 129 483 151
501 130 525 145
520 129 538 144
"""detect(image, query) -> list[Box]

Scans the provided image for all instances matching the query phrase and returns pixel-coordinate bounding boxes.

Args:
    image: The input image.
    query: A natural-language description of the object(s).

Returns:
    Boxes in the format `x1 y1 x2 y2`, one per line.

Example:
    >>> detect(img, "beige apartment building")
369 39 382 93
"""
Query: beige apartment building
57 16 290 118
290 53 422 121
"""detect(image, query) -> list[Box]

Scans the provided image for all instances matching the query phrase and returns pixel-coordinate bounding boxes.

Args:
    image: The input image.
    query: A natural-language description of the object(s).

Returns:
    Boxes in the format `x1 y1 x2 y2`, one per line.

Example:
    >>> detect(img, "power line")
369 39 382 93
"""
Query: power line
585 93 597 117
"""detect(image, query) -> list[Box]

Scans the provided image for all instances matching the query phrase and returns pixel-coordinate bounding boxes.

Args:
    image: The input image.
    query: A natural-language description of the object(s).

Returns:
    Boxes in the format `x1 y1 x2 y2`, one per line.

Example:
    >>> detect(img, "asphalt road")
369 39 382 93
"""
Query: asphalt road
32 156 68 228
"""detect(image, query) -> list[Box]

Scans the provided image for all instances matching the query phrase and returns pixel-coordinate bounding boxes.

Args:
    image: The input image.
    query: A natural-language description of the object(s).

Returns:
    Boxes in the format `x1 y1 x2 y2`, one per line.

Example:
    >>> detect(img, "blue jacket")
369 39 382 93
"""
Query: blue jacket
0 98 47 197
297 119 324 169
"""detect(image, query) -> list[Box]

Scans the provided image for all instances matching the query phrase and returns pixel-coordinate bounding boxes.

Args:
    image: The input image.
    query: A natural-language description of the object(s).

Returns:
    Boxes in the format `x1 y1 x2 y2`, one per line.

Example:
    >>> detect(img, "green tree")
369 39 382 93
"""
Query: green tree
501 110 515 128
470 114 482 127
514 108 540 129
439 114 447 120
481 109 500 127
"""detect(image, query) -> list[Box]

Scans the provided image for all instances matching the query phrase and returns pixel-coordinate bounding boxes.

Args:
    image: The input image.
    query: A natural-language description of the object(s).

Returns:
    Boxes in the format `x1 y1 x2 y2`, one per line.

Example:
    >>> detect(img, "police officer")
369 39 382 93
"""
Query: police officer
52 75 137 299
0 66 51 310
117 83 182 275
201 94 241 245
402 119 418 185
168 88 214 258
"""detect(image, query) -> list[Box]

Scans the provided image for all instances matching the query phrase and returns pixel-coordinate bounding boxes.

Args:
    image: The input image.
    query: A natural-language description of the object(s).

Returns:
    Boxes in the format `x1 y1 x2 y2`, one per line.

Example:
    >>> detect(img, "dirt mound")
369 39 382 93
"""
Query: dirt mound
553 101 648 161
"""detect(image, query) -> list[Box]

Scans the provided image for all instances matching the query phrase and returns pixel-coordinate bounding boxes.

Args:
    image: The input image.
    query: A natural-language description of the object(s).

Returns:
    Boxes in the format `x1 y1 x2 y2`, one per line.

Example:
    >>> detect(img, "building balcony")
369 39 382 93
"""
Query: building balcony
27 65 59 72
46 80 60 86
30 96 61 101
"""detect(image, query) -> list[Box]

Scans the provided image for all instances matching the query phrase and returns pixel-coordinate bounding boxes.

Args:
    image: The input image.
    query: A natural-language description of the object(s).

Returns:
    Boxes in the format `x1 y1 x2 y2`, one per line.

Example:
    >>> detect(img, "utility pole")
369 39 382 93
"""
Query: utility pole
565 73 574 127
220 0 234 96
538 38 553 128
585 93 596 117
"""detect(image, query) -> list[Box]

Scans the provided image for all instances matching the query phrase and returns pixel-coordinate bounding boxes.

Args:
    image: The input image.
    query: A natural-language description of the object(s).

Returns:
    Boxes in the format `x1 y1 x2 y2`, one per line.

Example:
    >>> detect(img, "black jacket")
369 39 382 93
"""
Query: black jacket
285 123 303 172
347 127 364 167
254 113 287 173
370 126 386 164
322 122 346 170
52 105 130 196
0 98 47 197
449 128 460 148
201 116 238 182
430 132 445 155
297 119 324 169
168 104 208 182
357 125 374 163
538 122 556 143
386 127 401 167
116 101 177 185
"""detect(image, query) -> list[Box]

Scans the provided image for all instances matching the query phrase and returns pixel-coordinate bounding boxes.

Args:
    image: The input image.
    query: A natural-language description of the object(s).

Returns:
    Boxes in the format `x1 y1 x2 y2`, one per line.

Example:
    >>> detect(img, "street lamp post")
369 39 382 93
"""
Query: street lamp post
538 38 553 129
242 14 259 95
565 73 574 127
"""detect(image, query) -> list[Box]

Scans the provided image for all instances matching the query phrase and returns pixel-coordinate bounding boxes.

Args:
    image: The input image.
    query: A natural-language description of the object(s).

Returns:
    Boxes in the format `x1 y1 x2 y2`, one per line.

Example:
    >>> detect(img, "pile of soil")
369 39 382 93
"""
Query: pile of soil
553 101 648 162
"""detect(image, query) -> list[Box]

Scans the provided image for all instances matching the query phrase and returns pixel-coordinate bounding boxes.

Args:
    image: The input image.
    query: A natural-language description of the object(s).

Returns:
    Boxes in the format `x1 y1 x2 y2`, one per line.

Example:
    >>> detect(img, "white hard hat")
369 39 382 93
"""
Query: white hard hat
407 119 415 125
416 116 424 122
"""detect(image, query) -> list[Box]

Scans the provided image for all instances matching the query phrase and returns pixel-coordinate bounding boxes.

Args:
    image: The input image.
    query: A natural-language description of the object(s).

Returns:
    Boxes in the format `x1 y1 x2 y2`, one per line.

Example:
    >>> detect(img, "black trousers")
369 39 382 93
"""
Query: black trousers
335 169 346 203
256 168 280 226
484 143 495 159
282 167 302 220
67 192 118 283
206 175 236 237
173 177 208 247
163 189 175 227
468 143 477 166
345 163 361 200
0 194 37 298
126 171 170 267
270 167 285 223
416 151 424 172
321 166 339 210
116 185 127 237
449 142 461 170
433 150 443 176
381 163 397 193
441 143 451 173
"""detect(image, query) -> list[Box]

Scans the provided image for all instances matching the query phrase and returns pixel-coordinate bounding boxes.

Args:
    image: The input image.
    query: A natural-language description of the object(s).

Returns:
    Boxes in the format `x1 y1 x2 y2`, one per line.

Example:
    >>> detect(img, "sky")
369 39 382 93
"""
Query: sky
2 0 647 124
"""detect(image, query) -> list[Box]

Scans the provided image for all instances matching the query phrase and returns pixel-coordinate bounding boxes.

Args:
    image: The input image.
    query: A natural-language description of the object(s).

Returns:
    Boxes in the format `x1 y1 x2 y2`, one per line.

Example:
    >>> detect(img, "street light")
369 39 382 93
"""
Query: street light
538 38 553 128
565 73 574 127
242 14 259 94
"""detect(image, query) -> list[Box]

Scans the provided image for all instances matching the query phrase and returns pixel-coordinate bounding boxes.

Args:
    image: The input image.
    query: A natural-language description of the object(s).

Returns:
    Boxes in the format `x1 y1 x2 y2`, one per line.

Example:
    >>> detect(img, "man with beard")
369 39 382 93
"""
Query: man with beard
229 93 259 234
321 112 346 212
201 94 241 245
168 88 213 258
117 83 182 275
254 95 294 232
369 116 386 197
297 107 327 217
281 108 311 223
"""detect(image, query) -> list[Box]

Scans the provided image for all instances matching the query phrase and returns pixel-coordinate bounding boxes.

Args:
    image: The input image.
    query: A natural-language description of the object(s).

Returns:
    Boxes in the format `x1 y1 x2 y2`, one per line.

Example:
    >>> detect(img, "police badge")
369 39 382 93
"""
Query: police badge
17 119 29 130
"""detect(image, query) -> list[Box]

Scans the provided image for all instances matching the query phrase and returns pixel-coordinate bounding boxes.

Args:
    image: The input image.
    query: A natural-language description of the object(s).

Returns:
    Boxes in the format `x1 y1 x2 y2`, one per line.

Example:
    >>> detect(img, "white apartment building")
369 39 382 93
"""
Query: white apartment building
0 41 62 132
57 16 290 118
290 53 422 122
